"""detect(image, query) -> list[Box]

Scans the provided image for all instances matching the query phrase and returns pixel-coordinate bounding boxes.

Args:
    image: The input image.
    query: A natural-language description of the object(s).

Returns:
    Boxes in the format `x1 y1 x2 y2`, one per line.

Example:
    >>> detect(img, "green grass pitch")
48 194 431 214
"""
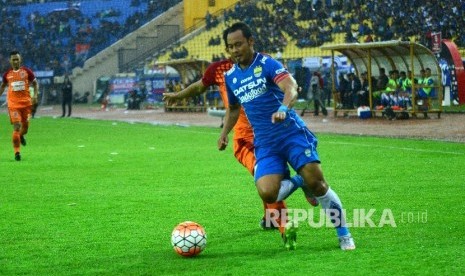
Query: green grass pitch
0 114 464 275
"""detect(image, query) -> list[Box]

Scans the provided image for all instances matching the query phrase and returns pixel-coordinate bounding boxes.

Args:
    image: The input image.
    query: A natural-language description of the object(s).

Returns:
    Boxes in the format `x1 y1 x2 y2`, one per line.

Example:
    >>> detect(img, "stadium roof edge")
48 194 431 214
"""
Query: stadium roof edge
320 40 415 51
155 59 211 75
319 40 440 78
156 58 210 67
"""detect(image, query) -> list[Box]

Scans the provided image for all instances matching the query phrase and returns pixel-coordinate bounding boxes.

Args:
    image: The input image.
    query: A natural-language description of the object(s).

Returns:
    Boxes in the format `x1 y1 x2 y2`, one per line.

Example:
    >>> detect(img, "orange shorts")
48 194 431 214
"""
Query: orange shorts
233 137 256 176
8 106 32 124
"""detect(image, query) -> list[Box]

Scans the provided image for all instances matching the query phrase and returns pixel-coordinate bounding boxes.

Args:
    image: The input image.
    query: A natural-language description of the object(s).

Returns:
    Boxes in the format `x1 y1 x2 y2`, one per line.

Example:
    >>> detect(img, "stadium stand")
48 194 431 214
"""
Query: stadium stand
152 0 463 116
0 0 180 74
156 0 464 63
0 0 463 111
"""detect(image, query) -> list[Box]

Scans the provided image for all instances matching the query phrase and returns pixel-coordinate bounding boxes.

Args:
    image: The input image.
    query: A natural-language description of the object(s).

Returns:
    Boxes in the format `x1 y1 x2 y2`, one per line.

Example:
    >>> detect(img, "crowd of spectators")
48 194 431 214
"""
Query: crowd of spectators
343 0 465 47
0 0 63 5
170 46 189 60
2 0 464 74
222 0 327 53
0 0 181 74
199 0 465 61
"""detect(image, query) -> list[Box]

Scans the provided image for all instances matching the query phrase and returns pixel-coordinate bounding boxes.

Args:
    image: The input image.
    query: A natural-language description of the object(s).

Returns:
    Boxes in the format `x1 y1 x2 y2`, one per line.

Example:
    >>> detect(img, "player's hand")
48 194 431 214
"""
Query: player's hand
162 93 178 106
271 111 287 123
217 135 229 151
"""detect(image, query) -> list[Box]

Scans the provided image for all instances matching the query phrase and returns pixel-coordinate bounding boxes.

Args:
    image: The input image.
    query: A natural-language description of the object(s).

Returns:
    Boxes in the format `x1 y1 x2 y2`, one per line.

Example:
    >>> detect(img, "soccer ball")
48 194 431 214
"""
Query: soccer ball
171 221 207 257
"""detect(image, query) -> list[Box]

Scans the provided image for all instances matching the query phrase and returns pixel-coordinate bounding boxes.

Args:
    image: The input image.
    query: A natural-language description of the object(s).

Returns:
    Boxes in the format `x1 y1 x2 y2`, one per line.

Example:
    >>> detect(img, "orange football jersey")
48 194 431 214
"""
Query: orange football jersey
202 59 254 140
2 66 35 109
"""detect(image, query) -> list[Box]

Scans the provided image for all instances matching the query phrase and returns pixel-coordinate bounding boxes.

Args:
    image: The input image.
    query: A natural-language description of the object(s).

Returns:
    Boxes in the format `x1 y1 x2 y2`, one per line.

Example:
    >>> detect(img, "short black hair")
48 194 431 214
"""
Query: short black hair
10 50 20 56
224 22 253 41
222 28 229 47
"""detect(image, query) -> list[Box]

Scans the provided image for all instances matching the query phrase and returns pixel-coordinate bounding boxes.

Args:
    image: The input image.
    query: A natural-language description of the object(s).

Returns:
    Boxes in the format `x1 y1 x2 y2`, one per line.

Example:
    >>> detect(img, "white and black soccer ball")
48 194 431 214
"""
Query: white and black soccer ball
171 221 207 257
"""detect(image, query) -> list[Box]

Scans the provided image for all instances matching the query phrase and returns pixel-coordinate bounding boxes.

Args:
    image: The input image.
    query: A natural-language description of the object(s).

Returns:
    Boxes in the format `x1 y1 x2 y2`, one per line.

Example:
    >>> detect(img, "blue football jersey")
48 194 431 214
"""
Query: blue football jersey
225 52 306 146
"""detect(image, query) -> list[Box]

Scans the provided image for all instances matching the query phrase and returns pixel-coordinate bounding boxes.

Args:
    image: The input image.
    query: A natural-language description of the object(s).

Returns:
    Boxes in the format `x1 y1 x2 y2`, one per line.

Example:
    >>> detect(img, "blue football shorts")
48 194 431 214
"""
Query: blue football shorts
254 127 320 181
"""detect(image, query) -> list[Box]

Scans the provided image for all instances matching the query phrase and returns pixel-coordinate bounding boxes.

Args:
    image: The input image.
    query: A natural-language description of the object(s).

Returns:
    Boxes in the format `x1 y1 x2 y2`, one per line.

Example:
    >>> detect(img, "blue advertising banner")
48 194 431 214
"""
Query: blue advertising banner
109 77 136 104
141 75 180 103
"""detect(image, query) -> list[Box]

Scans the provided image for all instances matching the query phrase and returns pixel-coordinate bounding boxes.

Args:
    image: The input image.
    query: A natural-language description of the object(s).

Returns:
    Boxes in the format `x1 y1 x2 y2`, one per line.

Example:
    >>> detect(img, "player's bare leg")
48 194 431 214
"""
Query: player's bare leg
12 122 22 161
20 120 28 146
256 174 299 249
260 201 287 230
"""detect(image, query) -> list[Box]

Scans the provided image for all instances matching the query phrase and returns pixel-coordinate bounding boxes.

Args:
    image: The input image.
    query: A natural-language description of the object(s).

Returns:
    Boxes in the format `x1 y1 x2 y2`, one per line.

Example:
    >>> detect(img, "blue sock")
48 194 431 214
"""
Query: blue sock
290 175 304 188
276 175 304 202
336 226 350 237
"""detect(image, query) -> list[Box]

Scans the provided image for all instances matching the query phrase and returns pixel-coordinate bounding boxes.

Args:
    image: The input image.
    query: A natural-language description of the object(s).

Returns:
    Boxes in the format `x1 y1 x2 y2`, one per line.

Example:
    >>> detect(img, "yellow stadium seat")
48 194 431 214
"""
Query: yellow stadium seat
151 0 462 70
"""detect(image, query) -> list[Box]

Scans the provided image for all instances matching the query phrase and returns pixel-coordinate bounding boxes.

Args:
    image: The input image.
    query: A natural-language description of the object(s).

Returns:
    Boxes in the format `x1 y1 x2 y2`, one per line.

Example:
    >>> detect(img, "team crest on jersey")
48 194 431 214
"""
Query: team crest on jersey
233 77 237 84
305 148 312 157
253 65 262 78
20 71 26 78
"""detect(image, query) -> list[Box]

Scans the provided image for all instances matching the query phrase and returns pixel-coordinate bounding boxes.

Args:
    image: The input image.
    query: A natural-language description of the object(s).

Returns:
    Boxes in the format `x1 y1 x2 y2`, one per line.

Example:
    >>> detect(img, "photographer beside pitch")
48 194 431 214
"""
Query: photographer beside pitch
0 50 39 161
218 22 355 250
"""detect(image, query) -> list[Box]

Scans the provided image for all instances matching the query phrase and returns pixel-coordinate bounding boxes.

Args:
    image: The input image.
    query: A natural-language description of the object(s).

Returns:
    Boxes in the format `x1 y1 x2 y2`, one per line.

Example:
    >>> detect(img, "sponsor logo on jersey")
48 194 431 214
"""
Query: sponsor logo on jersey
241 76 253 84
12 81 26 92
233 77 267 103
276 68 286 75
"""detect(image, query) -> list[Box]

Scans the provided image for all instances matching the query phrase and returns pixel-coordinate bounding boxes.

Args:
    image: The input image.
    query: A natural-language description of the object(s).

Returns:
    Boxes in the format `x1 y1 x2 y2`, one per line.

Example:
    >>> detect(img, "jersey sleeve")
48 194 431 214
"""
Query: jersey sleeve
266 57 290 84
23 67 36 82
2 71 8 84
201 62 219 87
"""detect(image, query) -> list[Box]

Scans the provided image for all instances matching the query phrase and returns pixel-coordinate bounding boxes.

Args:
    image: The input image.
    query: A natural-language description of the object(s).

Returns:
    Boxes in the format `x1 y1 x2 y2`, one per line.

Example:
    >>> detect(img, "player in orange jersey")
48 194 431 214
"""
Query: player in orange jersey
0 51 39 161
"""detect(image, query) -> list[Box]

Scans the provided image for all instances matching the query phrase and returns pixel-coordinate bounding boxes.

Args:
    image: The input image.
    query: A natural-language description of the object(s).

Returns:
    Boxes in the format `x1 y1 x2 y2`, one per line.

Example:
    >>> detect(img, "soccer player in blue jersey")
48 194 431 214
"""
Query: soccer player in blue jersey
218 22 355 251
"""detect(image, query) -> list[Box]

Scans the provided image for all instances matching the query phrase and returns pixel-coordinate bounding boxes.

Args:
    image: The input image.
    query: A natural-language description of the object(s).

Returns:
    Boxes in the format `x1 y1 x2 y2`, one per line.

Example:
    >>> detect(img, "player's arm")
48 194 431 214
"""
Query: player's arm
31 79 39 103
0 82 6 96
162 80 207 106
272 75 298 123
218 103 240 151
